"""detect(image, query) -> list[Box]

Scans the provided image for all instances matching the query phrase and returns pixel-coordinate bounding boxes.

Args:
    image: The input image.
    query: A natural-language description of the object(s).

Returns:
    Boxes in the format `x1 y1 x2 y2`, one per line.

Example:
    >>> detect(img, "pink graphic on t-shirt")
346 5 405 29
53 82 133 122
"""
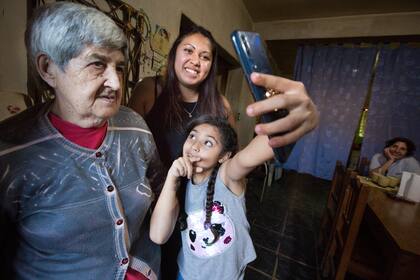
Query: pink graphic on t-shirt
186 201 235 258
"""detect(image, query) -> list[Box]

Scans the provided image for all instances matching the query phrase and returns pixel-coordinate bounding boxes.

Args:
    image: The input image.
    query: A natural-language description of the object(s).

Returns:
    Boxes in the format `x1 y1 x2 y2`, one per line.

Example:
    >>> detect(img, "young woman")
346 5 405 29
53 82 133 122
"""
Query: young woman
150 115 276 280
128 26 234 169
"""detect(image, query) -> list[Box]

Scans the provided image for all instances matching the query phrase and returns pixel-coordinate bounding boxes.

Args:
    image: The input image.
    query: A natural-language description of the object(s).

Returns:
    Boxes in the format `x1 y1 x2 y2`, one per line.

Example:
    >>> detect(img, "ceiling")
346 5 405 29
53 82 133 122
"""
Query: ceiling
242 0 420 22
240 0 420 77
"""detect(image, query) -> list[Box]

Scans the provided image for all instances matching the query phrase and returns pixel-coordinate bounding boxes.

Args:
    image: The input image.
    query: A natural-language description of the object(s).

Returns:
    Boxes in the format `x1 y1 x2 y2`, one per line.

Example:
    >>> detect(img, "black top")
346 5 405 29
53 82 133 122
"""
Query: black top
145 92 198 169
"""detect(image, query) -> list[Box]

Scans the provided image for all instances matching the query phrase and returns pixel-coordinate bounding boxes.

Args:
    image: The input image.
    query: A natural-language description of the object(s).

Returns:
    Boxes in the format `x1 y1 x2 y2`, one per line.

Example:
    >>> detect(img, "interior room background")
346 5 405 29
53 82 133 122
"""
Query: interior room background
1 0 420 180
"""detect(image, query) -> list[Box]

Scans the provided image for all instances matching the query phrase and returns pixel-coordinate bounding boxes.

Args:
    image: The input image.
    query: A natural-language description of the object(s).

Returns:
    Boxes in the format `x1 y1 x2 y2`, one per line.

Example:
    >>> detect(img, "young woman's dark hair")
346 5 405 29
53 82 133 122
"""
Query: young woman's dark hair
160 25 227 129
178 115 238 241
385 137 416 157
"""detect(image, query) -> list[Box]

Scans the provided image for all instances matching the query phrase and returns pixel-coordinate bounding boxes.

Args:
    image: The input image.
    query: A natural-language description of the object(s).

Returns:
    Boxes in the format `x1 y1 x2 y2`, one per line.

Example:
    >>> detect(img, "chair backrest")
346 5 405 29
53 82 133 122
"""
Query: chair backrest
0 91 28 121
318 161 346 254
329 161 347 209
356 156 371 176
322 173 371 280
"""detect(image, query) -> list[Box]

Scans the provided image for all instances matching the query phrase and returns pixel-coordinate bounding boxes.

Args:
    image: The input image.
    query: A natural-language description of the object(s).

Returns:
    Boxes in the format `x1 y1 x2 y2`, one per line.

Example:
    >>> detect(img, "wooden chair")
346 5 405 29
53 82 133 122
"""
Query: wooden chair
356 156 370 177
318 161 349 275
321 173 383 280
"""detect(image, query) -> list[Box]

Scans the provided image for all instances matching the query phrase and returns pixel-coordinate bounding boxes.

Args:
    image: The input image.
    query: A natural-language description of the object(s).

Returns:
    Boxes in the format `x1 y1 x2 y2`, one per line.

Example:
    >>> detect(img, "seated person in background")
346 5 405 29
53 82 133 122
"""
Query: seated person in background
369 137 420 177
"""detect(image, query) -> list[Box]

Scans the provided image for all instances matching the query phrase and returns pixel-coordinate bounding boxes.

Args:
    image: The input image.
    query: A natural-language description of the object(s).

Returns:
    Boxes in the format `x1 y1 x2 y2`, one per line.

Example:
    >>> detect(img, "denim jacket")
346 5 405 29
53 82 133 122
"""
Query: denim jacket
0 103 163 279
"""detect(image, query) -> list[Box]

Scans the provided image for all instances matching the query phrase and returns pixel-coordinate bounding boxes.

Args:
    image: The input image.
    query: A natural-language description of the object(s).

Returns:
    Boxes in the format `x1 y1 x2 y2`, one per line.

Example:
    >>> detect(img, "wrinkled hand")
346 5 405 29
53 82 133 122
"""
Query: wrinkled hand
168 156 203 180
246 72 319 148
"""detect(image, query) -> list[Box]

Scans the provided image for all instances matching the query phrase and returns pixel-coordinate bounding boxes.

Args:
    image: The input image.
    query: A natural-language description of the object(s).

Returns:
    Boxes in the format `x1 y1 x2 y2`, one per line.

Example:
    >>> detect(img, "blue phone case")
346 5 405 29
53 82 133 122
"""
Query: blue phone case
231 30 294 163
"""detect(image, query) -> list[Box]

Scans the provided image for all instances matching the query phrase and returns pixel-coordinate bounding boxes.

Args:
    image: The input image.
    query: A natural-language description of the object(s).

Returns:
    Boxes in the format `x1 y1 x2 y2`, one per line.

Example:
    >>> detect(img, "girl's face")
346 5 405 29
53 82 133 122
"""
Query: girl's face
388 141 408 159
174 33 213 92
183 124 226 175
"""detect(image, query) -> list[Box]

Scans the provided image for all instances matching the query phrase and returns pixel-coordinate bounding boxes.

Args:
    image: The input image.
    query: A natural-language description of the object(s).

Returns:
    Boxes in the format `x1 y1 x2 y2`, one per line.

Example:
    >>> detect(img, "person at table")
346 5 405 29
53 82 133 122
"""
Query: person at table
0 2 163 279
369 137 420 177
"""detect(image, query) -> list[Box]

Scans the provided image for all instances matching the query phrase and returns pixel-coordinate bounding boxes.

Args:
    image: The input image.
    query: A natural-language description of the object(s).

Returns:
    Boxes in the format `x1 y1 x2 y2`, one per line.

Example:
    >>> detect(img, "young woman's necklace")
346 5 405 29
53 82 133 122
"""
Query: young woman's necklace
183 102 198 118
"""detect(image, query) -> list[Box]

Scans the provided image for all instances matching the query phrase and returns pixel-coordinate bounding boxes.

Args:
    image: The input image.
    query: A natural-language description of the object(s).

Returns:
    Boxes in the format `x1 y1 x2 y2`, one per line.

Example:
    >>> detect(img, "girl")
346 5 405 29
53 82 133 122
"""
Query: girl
150 115 275 280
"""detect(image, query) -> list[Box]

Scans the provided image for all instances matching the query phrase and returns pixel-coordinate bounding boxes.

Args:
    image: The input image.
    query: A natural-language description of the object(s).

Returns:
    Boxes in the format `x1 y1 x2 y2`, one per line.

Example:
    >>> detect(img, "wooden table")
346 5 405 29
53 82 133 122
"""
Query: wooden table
365 188 420 279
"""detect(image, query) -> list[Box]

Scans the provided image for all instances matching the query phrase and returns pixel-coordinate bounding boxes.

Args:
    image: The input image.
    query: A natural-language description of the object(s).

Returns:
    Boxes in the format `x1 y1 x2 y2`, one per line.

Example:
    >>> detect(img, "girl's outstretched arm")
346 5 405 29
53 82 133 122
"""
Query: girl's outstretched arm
221 135 274 195
150 156 199 244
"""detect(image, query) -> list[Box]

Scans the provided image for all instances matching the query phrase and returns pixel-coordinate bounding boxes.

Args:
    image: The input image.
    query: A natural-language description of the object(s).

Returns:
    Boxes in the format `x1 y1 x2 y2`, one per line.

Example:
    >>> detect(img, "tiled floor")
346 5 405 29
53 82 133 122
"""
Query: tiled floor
244 168 331 280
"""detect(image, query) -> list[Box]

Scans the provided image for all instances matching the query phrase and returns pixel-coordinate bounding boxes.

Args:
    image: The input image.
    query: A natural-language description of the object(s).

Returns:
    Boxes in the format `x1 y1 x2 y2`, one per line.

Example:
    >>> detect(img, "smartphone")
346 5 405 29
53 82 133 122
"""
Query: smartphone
231 30 294 163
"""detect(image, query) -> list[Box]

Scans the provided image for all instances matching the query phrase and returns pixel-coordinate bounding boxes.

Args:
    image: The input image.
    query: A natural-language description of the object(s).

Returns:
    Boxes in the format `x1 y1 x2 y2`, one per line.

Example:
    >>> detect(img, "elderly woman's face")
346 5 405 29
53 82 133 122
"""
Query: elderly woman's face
51 46 125 127
388 141 408 160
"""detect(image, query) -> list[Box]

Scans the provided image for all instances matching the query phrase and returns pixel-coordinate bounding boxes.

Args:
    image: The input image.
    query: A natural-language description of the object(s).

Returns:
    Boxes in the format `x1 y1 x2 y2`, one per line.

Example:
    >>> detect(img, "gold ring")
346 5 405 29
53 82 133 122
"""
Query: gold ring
265 88 281 98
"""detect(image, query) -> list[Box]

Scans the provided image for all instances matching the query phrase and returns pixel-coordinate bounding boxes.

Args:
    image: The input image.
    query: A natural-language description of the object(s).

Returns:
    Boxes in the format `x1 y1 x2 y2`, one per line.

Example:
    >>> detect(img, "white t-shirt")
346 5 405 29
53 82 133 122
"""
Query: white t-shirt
369 153 420 177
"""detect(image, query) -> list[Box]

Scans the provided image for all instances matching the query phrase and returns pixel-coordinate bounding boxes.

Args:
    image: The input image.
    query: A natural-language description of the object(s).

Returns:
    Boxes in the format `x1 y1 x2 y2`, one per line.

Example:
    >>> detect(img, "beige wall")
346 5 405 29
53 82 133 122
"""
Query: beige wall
255 12 420 40
125 0 253 57
0 0 27 94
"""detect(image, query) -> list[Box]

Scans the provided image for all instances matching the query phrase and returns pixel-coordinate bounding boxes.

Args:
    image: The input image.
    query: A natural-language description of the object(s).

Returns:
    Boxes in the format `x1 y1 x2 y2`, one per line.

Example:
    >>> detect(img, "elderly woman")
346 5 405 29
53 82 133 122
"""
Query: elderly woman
0 2 162 279
369 137 420 177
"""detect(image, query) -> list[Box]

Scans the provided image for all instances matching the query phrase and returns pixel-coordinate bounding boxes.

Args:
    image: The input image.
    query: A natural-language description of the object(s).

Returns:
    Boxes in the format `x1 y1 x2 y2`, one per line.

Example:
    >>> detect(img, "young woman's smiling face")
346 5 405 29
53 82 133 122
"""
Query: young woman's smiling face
174 33 213 91
183 123 224 175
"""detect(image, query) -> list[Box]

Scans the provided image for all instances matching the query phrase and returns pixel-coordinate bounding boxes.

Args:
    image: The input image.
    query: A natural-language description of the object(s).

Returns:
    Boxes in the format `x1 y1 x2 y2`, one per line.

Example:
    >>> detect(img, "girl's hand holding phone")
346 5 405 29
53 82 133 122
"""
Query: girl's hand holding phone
246 72 319 148
231 30 319 162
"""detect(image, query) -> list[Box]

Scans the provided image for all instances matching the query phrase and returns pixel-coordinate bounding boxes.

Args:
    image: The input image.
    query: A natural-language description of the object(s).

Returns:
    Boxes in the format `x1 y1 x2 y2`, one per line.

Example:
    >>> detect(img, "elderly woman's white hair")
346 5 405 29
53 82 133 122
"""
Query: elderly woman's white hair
25 1 127 92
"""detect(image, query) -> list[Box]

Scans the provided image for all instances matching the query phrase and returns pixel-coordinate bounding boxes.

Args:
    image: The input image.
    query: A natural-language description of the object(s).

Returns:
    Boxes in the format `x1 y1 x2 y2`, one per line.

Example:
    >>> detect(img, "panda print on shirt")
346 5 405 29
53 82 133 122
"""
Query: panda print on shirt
186 201 235 258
